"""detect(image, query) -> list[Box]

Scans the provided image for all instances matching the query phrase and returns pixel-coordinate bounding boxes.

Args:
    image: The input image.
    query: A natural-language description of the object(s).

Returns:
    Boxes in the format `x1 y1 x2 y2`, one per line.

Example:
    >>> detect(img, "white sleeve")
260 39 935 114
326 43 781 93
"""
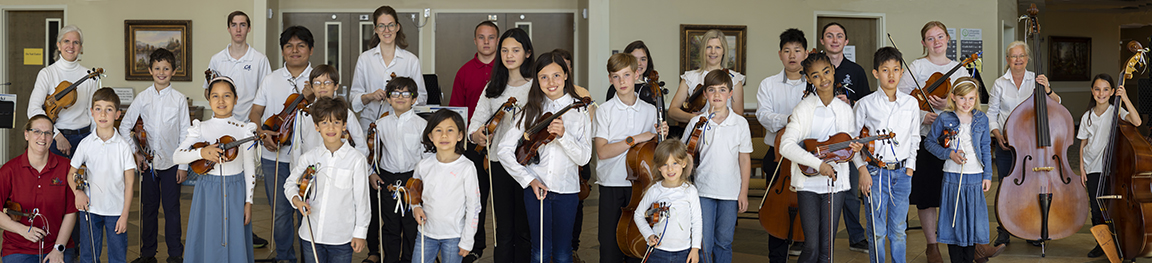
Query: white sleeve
177 99 191 171
755 79 788 133
172 120 204 165
851 102 867 168
632 186 659 240
557 110 592 166
28 69 52 123
496 122 534 188
244 123 258 204
119 99 143 149
689 187 703 249
458 163 481 250
467 89 493 137
352 156 371 239
346 111 369 157
779 117 825 170
284 152 308 209
987 80 1004 131
350 58 371 113
411 58 428 106
907 105 922 170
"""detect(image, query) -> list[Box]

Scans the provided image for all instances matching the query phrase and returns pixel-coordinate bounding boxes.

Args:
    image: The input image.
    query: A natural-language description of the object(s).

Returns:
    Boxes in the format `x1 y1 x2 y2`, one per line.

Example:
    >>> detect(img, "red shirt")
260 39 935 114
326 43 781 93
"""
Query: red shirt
449 53 494 120
0 151 77 256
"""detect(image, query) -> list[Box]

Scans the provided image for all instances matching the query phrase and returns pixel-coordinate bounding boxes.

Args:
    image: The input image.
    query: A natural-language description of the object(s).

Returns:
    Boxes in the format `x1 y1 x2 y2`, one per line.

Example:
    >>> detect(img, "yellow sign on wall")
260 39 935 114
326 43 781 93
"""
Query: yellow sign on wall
23 48 44 65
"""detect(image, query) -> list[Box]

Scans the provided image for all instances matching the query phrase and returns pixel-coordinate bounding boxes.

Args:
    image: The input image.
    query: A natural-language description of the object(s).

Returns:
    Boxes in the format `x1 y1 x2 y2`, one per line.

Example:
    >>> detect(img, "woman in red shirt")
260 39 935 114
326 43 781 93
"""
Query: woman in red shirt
0 114 79 263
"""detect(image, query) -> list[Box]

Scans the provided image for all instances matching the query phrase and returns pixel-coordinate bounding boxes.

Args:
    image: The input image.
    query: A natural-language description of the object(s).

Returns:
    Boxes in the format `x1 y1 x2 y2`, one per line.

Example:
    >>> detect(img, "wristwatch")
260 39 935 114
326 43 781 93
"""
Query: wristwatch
54 244 65 253
625 136 635 147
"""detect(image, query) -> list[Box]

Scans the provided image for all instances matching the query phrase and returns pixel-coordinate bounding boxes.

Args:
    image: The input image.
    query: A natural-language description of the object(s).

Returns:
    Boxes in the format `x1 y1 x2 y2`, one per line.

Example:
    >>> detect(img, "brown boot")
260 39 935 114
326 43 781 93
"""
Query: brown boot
975 243 1007 261
926 243 944 263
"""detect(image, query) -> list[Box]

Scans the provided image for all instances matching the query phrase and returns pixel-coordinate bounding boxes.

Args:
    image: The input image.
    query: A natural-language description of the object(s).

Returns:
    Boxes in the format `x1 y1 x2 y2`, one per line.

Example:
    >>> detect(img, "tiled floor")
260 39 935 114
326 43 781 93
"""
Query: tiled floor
3 144 1114 262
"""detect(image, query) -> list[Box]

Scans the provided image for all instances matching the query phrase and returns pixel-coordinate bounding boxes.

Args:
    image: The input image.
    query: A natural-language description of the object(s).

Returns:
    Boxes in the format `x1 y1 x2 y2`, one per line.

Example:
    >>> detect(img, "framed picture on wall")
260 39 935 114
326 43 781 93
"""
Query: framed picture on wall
679 24 747 74
124 20 192 81
1047 36 1090 81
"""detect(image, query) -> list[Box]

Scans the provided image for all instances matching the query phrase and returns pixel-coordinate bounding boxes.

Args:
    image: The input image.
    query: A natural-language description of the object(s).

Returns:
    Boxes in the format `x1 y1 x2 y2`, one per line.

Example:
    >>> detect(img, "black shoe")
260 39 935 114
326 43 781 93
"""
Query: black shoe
252 233 268 248
165 256 182 263
1028 240 1044 247
849 240 868 253
1088 245 1105 258
788 242 803 256
462 252 480 263
993 226 1011 246
130 257 157 263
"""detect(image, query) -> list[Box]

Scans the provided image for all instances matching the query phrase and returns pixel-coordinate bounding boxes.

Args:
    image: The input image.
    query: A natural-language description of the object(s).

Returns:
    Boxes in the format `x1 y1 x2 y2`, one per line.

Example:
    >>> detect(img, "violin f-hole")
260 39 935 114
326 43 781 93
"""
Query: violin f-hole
1014 155 1034 186
1053 155 1072 185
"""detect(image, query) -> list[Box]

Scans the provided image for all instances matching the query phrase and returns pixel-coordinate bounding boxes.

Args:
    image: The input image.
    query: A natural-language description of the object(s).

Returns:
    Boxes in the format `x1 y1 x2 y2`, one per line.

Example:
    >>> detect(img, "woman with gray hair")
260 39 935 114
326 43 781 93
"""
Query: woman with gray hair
26 25 101 159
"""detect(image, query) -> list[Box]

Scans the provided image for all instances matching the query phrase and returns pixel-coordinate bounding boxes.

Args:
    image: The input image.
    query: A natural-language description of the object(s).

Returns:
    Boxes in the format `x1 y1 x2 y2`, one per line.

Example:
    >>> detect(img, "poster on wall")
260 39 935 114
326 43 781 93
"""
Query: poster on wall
959 28 983 64
844 45 856 62
947 28 958 60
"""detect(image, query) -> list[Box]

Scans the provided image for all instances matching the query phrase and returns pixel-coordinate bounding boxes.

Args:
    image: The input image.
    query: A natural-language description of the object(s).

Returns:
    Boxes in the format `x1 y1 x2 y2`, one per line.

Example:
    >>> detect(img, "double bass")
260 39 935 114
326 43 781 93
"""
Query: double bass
994 5 1088 256
617 70 669 258
1090 40 1152 262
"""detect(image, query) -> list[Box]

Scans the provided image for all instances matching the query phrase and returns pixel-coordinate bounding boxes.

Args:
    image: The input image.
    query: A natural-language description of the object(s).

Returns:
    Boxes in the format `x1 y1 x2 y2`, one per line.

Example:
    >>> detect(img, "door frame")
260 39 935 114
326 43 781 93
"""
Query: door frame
813 11 887 55
429 9 579 82
0 5 67 162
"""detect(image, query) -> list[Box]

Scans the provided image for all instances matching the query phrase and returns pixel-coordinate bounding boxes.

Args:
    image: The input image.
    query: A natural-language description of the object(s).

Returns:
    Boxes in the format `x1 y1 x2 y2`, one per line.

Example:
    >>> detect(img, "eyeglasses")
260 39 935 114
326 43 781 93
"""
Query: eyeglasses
27 129 53 137
312 81 335 86
376 23 399 31
389 91 414 98
1009 55 1028 60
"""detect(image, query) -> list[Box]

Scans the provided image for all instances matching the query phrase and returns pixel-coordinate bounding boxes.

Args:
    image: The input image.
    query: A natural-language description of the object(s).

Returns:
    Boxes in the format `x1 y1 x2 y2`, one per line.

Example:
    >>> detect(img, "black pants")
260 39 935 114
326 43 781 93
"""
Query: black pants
571 164 590 252
463 145 489 257
948 244 975 263
598 185 641 263
1086 172 1105 225
491 161 531 263
762 150 791 263
139 167 184 258
367 170 417 263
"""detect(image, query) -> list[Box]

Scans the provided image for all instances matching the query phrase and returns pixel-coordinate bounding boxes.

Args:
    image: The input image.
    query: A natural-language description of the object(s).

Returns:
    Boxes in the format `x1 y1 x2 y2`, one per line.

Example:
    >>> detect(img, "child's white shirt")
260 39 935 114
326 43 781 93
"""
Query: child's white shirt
173 116 259 203
680 107 754 200
71 130 136 216
374 109 432 173
284 142 371 245
413 154 481 249
592 96 658 187
632 182 703 252
119 84 190 171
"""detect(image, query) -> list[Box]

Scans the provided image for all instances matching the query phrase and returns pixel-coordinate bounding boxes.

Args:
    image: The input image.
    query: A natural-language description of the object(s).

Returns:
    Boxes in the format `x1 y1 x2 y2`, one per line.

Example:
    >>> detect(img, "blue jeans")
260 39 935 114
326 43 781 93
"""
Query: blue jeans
413 234 463 263
77 212 127 263
1 247 76 263
863 166 912 263
646 248 690 263
523 189 578 263
300 240 352 263
699 197 737 263
261 159 297 261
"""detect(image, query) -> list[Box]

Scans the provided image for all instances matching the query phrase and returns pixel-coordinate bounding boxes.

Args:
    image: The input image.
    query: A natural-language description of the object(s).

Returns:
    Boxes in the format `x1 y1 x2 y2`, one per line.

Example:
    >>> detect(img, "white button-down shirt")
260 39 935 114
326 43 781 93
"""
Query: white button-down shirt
374 109 432 173
204 44 273 119
897 58 970 135
593 96 658 187
119 84 190 171
632 183 703 252
680 108 753 200
70 130 136 216
350 45 427 131
755 70 807 146
173 117 259 203
851 90 922 170
285 142 371 245
254 65 312 161
292 108 369 171
465 81 533 162
497 94 592 194
28 59 99 131
988 70 1061 131
413 155 481 249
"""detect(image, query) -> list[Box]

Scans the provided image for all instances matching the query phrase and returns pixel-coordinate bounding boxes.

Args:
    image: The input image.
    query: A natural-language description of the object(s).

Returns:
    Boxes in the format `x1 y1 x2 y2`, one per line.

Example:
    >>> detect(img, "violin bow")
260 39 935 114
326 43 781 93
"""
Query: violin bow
640 203 672 263
887 34 926 92
74 167 98 263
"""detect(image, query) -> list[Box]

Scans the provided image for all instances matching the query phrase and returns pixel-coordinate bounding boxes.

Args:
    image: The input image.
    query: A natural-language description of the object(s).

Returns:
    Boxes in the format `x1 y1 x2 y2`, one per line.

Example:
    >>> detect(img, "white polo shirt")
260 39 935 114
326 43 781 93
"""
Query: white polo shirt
755 70 806 146
350 45 427 131
205 44 273 119
593 96 658 187
680 108 754 200
285 142 371 245
253 65 312 161
1077 105 1129 174
71 130 137 216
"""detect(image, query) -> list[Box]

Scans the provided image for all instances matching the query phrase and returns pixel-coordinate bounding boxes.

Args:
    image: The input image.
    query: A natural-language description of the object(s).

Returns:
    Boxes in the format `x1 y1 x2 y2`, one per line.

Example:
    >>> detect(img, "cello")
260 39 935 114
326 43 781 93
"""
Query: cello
1090 40 1152 262
758 127 804 243
617 70 670 258
994 4 1089 256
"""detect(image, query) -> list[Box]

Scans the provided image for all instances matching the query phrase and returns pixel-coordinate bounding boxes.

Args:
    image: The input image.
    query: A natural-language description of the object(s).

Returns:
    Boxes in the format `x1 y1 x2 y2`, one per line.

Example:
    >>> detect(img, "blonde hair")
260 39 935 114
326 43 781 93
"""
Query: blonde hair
945 76 980 112
606 53 638 74
697 29 729 70
920 21 948 56
650 140 694 186
1004 41 1031 71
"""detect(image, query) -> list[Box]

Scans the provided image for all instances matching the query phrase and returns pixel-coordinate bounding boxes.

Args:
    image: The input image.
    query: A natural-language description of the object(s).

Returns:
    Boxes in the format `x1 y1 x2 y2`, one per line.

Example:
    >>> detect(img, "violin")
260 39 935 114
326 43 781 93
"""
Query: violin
910 53 980 111
366 112 389 174
188 134 264 174
617 70 670 258
262 93 313 147
4 200 29 222
74 165 89 191
939 126 960 148
475 97 519 152
684 116 708 164
296 164 319 198
386 178 424 206
797 128 895 175
514 97 593 165
131 118 154 163
995 5 1088 255
1089 40 1152 262
759 127 805 242
681 69 730 114
43 68 104 121
643 202 670 226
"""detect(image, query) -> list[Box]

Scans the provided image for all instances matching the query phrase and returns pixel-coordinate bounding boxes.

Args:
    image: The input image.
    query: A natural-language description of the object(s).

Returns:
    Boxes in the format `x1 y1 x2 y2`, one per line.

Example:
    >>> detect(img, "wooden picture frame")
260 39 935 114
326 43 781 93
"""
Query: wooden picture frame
680 24 747 74
124 20 192 81
1047 36 1091 81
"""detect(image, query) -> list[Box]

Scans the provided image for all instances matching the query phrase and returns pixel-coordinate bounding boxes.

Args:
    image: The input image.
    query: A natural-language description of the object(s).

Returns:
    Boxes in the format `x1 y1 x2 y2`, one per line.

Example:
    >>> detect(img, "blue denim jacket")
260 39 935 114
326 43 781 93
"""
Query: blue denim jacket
925 110 993 180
